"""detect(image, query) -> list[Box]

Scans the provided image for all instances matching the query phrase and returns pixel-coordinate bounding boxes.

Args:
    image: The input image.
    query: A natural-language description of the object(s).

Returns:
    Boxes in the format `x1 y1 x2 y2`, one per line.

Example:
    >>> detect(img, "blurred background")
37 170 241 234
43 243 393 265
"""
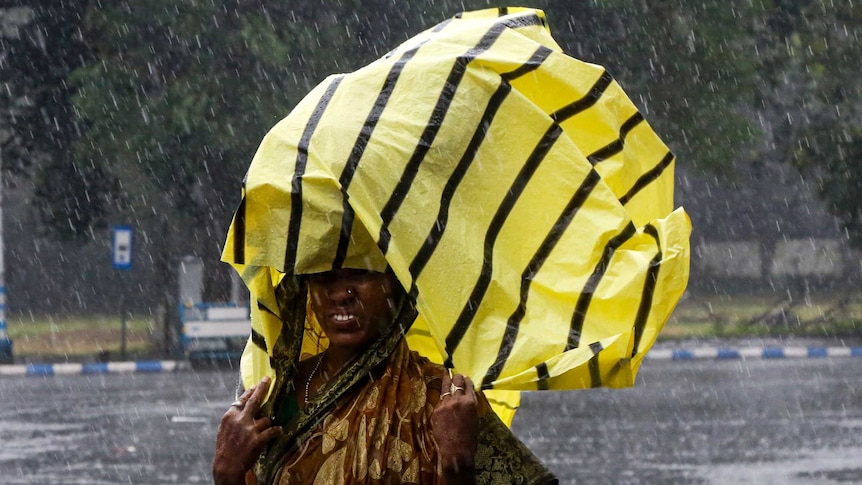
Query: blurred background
1 0 860 362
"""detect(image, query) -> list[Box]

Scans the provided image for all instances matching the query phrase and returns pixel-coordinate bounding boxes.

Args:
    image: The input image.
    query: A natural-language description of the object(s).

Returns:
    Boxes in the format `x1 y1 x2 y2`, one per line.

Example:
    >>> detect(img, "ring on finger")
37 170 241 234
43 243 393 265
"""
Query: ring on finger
450 384 464 393
440 391 452 398
230 400 245 409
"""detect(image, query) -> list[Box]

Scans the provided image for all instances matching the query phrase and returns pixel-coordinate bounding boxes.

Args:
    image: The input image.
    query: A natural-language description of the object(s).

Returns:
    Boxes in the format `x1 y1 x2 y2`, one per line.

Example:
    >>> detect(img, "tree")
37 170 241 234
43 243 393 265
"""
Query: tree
773 0 862 250
548 0 763 175
71 1 303 300
549 1 861 292
66 1 453 301
0 1 106 238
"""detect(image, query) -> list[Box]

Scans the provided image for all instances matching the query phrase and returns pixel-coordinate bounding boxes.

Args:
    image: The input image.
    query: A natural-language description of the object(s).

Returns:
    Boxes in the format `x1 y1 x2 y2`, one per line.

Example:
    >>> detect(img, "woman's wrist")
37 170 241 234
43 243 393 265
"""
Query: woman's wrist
439 448 477 484
212 463 247 485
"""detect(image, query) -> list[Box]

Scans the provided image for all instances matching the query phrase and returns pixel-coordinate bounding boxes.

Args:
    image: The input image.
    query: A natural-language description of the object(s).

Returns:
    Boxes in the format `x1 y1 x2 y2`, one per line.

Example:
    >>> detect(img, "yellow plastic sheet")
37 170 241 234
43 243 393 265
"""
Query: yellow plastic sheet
222 7 691 423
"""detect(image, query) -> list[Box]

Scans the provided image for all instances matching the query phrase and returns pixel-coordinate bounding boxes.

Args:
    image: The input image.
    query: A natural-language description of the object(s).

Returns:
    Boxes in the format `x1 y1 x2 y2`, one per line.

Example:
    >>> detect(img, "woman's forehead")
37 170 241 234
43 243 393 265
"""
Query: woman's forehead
307 268 387 283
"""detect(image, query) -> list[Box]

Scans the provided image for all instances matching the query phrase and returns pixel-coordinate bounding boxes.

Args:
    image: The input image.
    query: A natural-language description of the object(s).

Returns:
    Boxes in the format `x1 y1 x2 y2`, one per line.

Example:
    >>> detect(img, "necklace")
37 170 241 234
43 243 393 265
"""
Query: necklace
304 352 325 404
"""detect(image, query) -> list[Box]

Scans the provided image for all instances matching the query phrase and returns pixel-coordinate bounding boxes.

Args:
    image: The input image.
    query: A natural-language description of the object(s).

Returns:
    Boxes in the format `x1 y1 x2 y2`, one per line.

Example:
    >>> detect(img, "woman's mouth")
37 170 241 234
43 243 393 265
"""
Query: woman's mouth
327 311 362 331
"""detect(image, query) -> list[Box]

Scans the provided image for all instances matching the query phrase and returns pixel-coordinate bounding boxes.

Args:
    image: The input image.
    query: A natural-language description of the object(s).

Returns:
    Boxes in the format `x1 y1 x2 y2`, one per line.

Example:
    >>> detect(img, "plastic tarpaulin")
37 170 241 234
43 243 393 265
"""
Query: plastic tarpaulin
222 7 691 423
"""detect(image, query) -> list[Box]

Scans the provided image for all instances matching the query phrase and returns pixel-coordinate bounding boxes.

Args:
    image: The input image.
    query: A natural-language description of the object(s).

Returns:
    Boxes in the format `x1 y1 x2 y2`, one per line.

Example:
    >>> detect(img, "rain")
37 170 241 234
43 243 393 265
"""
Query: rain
1 1 861 484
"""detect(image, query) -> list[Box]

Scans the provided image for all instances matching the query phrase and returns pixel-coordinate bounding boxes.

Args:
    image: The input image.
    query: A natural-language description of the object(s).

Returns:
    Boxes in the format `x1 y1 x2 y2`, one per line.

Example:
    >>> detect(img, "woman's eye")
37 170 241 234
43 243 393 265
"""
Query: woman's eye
343 269 377 281
307 269 379 285
307 274 337 286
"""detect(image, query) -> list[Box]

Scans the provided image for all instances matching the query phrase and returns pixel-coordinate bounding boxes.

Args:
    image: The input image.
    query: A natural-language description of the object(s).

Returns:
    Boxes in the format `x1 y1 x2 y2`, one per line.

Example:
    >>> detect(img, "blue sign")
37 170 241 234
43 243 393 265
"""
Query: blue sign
112 226 133 270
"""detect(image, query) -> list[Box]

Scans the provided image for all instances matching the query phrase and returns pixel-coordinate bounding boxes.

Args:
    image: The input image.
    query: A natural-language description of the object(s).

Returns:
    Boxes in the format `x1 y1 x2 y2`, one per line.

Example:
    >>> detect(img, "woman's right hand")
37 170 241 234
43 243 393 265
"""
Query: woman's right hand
431 371 479 484
213 376 283 485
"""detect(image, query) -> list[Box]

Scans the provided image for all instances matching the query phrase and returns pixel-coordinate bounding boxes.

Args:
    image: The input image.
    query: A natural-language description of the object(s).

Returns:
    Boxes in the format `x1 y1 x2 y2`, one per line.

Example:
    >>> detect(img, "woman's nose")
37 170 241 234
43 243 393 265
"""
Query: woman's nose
327 284 355 302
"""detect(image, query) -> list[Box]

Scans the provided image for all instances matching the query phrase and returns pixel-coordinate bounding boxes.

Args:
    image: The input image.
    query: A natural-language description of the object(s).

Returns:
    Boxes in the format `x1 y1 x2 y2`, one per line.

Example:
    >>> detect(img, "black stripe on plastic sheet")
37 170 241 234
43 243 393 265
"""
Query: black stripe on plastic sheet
587 112 645 165
631 224 662 357
284 76 344 271
550 71 613 123
481 169 602 389
501 45 553 81
444 123 562 368
619 151 674 206
378 24 509 254
406 78 512 300
536 362 551 390
331 45 425 269
588 341 603 388
232 195 246 264
257 300 278 317
566 223 637 351
407 48 552 299
250 328 268 353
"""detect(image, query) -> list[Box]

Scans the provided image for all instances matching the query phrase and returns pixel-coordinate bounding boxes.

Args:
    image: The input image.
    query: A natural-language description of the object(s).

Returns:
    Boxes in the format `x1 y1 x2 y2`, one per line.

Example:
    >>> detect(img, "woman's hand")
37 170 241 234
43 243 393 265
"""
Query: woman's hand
213 376 282 485
431 371 479 485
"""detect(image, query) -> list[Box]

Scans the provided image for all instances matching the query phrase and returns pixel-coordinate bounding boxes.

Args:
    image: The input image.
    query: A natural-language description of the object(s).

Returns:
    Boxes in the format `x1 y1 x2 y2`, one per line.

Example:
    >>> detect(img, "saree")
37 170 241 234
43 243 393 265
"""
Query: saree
252 279 558 484
264 340 557 484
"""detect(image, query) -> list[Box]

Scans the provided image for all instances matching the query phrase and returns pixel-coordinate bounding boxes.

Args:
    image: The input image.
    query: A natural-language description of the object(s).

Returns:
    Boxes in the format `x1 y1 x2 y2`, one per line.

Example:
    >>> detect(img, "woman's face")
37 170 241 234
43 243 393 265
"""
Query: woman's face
306 269 399 353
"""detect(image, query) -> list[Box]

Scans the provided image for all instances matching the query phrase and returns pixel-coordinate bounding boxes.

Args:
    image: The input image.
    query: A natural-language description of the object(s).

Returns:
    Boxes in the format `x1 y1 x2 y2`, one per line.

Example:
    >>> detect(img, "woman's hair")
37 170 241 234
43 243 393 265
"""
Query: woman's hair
302 294 327 357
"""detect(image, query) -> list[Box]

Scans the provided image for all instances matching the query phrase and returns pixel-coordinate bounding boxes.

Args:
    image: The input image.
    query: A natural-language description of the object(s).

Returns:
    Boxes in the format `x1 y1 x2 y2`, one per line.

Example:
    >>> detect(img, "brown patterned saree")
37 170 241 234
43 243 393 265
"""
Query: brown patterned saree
243 275 557 484
253 338 557 484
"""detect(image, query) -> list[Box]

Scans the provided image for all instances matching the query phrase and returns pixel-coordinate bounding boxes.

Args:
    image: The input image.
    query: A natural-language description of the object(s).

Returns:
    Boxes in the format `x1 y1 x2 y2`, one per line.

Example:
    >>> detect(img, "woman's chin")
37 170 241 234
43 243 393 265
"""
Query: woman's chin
327 332 377 352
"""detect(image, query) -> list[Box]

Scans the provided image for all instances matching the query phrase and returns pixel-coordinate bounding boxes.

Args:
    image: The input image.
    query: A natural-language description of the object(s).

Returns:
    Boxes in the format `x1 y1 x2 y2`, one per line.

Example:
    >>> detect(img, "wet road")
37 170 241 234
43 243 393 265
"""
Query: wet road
1 358 860 484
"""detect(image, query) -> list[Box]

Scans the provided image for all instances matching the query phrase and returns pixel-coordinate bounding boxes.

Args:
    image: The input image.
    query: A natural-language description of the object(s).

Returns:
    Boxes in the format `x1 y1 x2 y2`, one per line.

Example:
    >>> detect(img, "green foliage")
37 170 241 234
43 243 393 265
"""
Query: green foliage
71 1 295 216
549 0 762 174
566 0 861 248
14 0 862 253
766 0 862 248
67 1 450 227
63 1 456 299
33 156 121 240
0 1 93 175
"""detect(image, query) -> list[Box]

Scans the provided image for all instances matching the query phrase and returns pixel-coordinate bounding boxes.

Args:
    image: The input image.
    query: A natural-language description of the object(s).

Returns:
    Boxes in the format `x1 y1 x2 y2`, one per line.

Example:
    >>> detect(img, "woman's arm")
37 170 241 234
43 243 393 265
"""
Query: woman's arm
431 372 479 485
213 376 282 485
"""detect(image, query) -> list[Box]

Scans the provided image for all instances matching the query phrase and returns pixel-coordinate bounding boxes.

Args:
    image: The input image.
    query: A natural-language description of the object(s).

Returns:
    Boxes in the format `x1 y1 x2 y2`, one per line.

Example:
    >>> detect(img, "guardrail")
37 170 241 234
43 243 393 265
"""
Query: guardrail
2 346 862 377
0 360 187 376
647 346 862 360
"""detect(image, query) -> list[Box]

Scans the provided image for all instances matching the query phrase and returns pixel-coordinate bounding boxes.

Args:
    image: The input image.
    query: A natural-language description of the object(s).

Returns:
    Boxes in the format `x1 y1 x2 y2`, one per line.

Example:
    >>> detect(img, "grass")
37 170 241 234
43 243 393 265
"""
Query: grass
7 314 162 363
664 290 862 341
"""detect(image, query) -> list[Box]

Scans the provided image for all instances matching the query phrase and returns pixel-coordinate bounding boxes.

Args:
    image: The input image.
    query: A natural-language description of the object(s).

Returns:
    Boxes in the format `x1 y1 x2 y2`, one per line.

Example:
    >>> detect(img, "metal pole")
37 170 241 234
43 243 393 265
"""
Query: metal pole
0 144 14 363
120 292 127 360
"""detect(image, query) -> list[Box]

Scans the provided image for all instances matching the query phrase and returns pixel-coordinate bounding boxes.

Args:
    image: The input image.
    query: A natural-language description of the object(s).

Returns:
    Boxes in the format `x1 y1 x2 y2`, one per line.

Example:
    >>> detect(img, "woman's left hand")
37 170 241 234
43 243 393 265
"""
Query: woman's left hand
213 376 282 485
431 371 479 484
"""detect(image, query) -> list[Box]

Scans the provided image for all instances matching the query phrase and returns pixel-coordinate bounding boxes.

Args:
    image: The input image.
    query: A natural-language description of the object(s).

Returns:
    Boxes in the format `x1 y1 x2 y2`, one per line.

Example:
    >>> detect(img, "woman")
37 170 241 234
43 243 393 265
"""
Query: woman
214 6 688 484
213 268 558 484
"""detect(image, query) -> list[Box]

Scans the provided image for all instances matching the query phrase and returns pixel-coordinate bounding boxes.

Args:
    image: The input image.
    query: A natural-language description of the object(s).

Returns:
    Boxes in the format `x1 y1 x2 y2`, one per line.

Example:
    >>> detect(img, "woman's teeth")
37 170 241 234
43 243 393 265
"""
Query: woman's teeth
333 313 355 322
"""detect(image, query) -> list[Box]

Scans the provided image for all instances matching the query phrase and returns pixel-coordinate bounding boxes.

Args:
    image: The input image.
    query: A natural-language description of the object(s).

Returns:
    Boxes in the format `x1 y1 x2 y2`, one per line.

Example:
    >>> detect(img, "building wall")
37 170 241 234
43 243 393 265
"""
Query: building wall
694 238 859 281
